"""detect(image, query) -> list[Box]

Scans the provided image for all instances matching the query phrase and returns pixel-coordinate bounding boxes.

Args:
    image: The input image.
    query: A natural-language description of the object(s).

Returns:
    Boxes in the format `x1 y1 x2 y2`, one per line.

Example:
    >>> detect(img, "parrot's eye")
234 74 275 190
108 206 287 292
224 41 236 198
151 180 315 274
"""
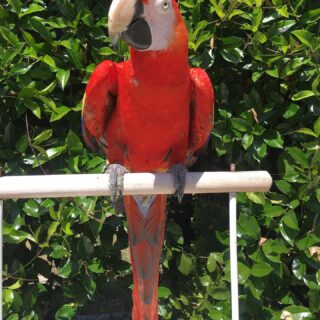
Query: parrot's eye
162 1 169 10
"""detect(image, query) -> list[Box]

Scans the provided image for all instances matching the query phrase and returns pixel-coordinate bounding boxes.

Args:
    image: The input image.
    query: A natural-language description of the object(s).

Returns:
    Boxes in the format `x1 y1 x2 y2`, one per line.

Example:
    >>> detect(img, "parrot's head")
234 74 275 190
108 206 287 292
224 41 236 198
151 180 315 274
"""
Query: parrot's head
108 0 185 51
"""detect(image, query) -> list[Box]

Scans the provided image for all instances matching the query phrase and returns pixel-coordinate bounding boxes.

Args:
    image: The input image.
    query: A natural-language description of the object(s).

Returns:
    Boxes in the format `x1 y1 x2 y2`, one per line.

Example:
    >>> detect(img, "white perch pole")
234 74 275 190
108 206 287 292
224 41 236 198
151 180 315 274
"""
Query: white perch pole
229 165 239 320
0 171 272 199
0 171 272 320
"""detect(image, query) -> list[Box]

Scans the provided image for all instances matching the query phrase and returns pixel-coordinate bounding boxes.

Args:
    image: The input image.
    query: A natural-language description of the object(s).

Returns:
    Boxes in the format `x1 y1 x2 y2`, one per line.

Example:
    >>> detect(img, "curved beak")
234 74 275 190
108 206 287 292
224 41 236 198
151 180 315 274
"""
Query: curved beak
108 0 152 51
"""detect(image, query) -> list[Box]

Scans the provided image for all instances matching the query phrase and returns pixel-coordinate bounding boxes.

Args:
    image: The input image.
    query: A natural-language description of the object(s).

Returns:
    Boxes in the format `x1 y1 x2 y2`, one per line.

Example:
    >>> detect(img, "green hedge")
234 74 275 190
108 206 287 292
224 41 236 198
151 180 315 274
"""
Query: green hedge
0 0 319 319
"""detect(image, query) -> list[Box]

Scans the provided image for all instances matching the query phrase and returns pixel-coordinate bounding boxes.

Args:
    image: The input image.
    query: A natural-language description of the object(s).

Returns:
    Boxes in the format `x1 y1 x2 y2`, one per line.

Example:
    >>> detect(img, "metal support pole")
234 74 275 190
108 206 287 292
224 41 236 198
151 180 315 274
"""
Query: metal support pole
229 164 239 320
0 199 3 320
0 164 3 320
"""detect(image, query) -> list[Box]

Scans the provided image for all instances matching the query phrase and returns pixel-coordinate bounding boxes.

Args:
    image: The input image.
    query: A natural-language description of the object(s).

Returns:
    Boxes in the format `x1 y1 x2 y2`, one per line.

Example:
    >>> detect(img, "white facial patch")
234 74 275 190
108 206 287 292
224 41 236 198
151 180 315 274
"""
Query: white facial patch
143 0 176 51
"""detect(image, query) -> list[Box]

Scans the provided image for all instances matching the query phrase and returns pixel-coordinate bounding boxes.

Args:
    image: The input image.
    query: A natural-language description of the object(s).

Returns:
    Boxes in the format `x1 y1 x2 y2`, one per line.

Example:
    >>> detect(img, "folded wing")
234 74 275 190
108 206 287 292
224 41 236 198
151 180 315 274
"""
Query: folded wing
186 68 214 167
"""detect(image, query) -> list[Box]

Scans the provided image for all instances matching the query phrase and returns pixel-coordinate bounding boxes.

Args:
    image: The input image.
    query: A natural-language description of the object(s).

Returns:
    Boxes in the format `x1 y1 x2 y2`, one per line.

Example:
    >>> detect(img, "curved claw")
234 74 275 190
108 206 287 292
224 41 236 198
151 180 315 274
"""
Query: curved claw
107 164 128 212
169 164 188 203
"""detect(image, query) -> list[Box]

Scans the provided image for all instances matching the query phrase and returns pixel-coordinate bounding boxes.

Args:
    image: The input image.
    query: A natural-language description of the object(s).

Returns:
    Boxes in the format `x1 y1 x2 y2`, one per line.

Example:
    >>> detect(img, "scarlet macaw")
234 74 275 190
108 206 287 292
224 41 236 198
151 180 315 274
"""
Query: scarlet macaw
82 0 214 319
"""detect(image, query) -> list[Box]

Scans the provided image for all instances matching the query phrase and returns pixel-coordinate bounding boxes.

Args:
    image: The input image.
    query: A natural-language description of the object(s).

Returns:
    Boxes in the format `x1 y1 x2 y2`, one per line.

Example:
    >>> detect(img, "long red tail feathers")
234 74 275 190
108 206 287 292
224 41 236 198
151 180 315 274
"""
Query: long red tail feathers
124 195 167 320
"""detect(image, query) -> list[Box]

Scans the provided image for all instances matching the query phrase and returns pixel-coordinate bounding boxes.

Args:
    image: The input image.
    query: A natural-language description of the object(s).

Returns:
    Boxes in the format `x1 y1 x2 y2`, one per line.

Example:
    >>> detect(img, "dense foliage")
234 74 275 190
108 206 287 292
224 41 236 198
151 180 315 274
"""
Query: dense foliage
0 0 319 319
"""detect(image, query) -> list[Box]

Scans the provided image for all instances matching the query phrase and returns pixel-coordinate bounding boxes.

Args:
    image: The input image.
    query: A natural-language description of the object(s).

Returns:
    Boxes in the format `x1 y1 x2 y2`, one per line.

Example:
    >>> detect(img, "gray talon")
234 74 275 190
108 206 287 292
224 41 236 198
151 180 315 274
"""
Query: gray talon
169 164 188 203
106 164 128 212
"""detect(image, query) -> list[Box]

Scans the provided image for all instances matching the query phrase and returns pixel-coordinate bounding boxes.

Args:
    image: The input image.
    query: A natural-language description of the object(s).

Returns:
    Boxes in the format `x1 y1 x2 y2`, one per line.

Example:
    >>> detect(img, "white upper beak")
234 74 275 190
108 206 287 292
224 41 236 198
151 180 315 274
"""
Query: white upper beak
108 0 137 38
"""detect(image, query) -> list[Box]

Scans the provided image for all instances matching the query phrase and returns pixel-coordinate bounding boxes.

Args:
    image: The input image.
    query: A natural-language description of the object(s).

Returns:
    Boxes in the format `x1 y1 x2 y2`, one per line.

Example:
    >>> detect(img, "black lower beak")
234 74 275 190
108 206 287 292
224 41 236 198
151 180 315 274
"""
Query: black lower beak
121 17 152 51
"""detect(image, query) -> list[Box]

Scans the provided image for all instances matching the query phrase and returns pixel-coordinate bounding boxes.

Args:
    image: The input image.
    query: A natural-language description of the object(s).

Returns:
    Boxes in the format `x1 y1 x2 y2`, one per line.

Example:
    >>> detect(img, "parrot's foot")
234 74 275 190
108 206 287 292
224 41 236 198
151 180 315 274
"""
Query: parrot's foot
106 164 128 213
169 164 188 203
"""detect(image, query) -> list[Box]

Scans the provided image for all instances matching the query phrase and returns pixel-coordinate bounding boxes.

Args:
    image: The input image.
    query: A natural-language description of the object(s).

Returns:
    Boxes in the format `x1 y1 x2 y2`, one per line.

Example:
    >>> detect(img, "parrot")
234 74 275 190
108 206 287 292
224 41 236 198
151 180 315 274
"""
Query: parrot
81 0 214 319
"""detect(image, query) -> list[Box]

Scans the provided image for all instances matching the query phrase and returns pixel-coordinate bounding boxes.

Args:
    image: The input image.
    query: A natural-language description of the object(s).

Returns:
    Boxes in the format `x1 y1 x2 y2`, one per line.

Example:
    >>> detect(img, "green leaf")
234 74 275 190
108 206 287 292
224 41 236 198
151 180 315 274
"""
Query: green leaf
221 36 244 49
266 67 279 78
47 221 59 242
99 47 116 56
295 234 320 250
23 199 39 218
238 214 260 240
274 19 296 33
56 69 70 90
280 222 297 246
7 0 22 14
66 38 83 69
314 118 320 137
59 260 73 278
238 261 251 283
246 192 265 205
255 142 267 158
228 9 245 19
231 118 250 132
295 128 317 137
178 252 193 276
207 253 217 272
284 305 312 318
37 95 57 111
3 289 14 304
46 146 67 159
291 30 316 49
275 180 292 194
39 81 56 96
316 269 320 285
282 210 299 230
10 63 33 75
287 147 309 168
221 48 243 64
284 58 308 76
211 287 230 300
42 55 56 68
19 4 45 17
88 259 104 274
0 26 20 46
247 277 263 300
283 103 299 119
276 5 289 18
33 129 53 145
55 304 77 320
308 289 320 313
19 82 36 99
50 243 69 259
15 135 28 153
252 7 263 31
50 106 71 122
242 134 254 150
158 286 172 298
30 17 52 43
292 90 315 101
78 236 94 258
264 205 284 218
301 8 320 24
251 260 273 277
83 274 96 295
263 131 284 149
65 130 83 154
4 230 36 244
8 281 23 293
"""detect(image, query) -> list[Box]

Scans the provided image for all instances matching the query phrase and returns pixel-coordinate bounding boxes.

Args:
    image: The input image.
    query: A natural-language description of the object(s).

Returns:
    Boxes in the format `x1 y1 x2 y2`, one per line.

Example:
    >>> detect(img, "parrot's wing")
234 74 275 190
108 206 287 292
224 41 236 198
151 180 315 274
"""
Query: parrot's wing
82 60 122 156
186 68 214 167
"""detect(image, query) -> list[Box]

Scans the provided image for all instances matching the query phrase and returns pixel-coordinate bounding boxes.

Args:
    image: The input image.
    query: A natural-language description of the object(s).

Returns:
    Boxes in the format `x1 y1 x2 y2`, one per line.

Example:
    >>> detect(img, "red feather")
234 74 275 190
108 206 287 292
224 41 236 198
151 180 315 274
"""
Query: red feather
124 195 167 319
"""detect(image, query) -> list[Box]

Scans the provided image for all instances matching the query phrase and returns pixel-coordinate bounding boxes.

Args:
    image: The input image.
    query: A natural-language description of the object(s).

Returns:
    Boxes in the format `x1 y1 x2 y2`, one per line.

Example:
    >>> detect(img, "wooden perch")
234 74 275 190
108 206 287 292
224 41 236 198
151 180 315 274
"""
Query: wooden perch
0 171 272 199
